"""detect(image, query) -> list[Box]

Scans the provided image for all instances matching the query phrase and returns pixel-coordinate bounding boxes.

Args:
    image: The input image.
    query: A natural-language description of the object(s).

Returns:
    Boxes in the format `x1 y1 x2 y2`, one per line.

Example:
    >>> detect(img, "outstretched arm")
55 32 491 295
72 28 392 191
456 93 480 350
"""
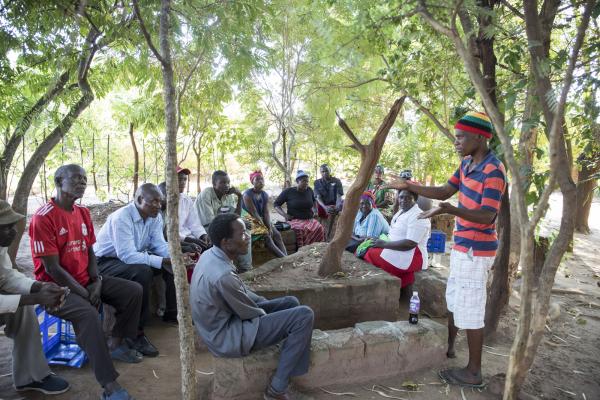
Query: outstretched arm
387 177 457 201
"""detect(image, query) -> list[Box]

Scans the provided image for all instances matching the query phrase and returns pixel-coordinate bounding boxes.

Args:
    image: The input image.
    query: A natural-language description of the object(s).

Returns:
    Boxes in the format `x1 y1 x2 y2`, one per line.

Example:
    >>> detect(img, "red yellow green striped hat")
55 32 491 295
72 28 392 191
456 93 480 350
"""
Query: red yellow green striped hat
454 111 493 138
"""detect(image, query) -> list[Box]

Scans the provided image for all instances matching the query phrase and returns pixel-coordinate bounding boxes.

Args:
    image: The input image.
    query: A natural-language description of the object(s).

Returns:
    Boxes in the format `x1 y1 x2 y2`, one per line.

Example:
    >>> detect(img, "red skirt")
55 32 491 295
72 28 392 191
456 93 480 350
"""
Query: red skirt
289 218 325 247
364 247 423 288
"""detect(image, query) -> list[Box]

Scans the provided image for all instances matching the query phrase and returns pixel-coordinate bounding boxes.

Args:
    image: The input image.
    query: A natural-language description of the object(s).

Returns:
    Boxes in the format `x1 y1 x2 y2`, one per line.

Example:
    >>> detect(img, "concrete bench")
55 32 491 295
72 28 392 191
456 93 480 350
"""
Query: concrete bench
210 319 446 400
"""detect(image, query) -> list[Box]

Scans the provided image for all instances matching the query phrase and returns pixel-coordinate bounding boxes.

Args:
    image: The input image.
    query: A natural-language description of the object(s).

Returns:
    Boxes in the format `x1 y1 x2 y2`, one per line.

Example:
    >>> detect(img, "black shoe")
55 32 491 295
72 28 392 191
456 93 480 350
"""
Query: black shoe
132 335 159 357
16 374 70 395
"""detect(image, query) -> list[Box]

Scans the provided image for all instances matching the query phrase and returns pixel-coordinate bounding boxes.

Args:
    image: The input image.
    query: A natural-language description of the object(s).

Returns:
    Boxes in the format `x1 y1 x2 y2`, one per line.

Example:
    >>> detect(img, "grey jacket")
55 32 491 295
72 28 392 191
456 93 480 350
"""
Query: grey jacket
0 247 35 314
190 246 266 357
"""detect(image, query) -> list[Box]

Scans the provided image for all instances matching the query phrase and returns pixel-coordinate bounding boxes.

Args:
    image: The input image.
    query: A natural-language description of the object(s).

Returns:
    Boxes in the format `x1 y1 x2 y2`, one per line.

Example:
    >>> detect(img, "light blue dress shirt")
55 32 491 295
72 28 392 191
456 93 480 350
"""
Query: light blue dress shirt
93 202 169 269
353 208 390 238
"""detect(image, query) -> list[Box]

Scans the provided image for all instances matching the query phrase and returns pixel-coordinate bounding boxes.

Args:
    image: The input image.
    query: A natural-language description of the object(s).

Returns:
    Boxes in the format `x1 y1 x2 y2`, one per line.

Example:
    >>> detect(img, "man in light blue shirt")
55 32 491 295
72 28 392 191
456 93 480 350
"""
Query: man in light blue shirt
94 183 180 357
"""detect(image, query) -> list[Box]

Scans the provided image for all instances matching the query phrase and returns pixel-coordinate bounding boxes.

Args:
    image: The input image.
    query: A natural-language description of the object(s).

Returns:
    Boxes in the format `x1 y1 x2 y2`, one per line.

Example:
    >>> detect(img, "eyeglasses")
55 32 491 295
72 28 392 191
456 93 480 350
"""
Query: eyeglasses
142 198 162 207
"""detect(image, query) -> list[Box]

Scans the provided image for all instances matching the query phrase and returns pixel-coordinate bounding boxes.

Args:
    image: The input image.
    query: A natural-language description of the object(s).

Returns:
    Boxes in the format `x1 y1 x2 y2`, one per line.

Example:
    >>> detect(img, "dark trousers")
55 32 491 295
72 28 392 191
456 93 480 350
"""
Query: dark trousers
97 257 176 330
50 276 142 387
251 296 314 393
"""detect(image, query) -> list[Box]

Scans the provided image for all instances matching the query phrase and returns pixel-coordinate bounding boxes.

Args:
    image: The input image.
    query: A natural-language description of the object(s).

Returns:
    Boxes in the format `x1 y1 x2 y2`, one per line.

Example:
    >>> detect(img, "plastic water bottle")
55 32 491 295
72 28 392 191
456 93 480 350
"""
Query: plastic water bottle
409 291 420 325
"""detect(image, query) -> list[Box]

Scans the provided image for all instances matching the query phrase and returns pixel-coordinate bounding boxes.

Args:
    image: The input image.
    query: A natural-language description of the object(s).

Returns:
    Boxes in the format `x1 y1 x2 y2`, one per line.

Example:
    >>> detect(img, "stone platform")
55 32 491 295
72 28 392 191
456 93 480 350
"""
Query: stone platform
243 244 402 330
210 319 446 400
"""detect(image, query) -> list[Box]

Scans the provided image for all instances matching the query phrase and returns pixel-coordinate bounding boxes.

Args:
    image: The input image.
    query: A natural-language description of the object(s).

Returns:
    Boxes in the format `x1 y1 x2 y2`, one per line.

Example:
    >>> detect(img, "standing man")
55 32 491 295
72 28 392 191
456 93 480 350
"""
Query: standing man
387 111 506 388
313 164 343 240
194 170 252 272
190 213 314 399
94 183 189 349
29 164 142 400
0 200 70 396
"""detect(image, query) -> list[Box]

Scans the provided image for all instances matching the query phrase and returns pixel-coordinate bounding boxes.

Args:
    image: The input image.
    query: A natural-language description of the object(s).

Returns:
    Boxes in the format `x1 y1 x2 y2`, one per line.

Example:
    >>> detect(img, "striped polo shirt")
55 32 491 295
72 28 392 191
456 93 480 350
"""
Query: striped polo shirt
447 151 506 257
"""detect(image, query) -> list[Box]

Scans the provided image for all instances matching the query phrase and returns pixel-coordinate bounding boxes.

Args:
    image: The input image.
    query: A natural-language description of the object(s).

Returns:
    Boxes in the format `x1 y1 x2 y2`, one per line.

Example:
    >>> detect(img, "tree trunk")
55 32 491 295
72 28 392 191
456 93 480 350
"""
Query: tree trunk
575 150 599 233
484 188 510 335
135 0 198 397
193 142 201 194
129 122 140 194
318 98 406 276
77 137 84 165
92 131 98 193
504 235 548 397
142 136 147 181
106 135 111 194
502 2 592 398
8 83 94 263
0 70 70 200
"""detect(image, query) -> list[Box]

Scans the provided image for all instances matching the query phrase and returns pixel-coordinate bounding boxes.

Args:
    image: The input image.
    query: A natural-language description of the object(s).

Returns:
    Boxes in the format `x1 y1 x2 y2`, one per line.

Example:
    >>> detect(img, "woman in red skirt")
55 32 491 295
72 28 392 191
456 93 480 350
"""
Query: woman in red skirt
363 189 431 288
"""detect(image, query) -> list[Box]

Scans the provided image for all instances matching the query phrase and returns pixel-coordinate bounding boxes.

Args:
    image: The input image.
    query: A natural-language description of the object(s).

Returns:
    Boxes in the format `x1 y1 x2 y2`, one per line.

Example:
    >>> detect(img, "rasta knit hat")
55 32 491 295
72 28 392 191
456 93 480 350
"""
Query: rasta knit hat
454 111 493 139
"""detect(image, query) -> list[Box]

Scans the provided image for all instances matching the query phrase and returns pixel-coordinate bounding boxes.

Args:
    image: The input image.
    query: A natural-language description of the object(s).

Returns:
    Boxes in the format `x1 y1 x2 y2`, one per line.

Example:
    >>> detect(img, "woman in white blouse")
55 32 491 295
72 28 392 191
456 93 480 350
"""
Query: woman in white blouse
363 189 431 288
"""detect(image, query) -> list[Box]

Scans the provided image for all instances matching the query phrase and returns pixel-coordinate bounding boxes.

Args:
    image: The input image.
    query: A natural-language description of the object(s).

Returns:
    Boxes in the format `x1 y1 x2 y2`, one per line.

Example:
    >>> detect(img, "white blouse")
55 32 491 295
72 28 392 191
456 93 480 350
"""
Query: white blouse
380 204 431 270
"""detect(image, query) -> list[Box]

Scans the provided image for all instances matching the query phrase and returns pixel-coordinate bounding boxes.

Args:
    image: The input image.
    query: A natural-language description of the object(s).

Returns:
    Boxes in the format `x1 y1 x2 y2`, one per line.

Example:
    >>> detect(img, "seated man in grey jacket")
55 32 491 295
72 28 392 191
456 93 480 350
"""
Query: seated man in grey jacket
0 200 69 395
190 213 314 400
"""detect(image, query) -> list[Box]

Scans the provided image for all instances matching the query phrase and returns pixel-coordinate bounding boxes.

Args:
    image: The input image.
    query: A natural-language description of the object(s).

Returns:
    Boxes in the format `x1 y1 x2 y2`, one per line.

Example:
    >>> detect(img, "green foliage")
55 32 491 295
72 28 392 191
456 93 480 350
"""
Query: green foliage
0 0 597 205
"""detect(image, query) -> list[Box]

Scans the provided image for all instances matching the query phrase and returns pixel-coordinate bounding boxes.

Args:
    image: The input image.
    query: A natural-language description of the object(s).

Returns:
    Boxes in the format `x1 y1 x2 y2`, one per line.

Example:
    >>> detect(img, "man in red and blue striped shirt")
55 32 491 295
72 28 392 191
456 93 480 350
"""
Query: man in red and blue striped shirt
388 111 506 388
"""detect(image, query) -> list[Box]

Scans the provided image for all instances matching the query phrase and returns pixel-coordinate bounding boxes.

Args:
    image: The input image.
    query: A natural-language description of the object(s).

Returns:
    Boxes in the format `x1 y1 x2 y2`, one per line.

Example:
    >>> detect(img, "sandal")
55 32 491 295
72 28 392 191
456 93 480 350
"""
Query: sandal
438 368 486 389
110 344 142 363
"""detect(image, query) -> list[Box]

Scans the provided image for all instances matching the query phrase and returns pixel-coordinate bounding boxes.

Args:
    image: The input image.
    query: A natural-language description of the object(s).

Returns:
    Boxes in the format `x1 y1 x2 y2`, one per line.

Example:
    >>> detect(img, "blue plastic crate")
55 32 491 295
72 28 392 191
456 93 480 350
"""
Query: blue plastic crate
36 305 87 368
427 229 446 253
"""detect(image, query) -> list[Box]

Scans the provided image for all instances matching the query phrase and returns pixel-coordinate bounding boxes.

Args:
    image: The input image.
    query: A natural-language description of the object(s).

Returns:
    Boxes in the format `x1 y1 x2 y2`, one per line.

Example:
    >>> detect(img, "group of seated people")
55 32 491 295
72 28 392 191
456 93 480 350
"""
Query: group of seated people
0 161 431 400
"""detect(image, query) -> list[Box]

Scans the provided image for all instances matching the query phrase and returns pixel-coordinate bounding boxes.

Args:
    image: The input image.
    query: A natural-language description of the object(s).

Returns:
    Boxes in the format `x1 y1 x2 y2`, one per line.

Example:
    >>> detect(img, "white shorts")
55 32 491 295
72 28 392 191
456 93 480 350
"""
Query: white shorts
446 249 494 330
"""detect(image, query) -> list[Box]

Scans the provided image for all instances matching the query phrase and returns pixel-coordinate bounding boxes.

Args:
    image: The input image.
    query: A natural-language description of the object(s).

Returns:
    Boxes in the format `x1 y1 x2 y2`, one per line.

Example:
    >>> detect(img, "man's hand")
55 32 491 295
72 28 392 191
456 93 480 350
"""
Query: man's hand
182 252 198 267
229 186 242 197
183 241 202 253
161 258 174 275
199 234 211 247
384 175 408 191
326 205 337 215
87 279 102 307
36 282 68 308
418 202 452 219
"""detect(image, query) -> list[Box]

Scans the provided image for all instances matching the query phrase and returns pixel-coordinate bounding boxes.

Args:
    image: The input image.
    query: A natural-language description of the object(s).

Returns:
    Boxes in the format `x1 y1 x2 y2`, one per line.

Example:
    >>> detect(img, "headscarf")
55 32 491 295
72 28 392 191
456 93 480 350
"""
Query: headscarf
360 191 377 208
249 170 263 183
454 111 493 138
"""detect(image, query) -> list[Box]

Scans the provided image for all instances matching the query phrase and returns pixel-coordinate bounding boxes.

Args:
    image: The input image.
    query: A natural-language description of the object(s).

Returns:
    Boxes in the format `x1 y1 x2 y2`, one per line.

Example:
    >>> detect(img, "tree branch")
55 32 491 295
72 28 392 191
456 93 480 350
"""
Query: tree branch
529 175 556 230
418 0 527 224
406 95 455 143
335 110 364 153
176 49 205 130
370 97 406 150
546 0 595 161
500 0 525 19
132 0 166 65
417 0 454 36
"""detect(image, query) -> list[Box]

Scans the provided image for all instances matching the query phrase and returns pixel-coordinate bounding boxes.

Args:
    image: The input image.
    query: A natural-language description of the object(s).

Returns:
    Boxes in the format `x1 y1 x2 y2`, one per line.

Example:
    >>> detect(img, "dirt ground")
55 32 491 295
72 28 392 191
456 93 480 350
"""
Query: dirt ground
1 195 599 400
